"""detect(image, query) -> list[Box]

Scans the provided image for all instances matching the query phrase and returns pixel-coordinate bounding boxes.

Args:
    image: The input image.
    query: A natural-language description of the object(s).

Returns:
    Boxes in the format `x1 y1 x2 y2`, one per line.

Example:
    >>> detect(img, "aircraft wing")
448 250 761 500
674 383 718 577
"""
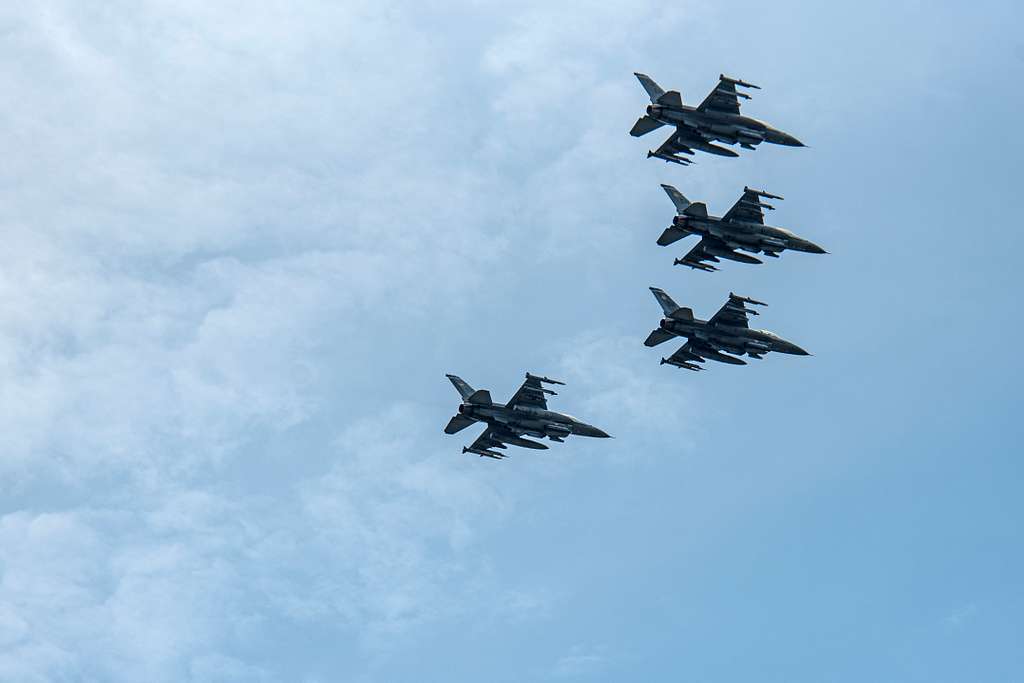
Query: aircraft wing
655 126 704 156
465 426 510 459
696 75 759 116
722 186 782 225
708 292 766 329
675 237 723 272
662 340 708 370
651 133 688 158
506 373 563 411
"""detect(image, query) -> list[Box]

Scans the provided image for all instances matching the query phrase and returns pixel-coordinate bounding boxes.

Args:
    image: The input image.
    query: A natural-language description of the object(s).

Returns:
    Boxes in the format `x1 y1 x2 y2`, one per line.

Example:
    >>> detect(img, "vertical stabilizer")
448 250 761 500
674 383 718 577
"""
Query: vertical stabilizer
445 374 475 400
660 184 691 214
634 72 666 103
650 287 681 317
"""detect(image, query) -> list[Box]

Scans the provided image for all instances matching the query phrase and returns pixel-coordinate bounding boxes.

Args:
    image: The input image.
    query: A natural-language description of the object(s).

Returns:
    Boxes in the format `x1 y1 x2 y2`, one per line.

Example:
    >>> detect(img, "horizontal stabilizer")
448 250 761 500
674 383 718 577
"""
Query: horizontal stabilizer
657 226 688 246
644 328 676 347
630 115 664 137
466 389 492 405
444 415 475 434
656 90 683 108
660 184 691 214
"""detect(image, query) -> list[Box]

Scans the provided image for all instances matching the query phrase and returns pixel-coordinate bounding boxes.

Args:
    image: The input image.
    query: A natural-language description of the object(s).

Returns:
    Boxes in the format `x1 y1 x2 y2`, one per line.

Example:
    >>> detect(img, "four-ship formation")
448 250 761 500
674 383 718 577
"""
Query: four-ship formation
630 73 804 165
645 289 810 371
444 373 611 460
445 70 818 458
657 184 826 271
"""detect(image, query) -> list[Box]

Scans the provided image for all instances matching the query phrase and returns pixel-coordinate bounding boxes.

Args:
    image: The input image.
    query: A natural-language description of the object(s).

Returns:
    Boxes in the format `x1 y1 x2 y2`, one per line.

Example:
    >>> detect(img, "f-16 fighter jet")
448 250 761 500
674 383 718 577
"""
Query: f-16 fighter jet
443 373 611 459
645 288 810 371
630 73 805 164
657 184 826 271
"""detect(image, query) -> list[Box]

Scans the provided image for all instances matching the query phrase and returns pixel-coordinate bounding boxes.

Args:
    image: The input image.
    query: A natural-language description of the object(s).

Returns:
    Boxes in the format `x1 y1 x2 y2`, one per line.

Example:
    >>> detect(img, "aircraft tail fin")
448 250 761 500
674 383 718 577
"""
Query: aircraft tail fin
660 184 691 214
683 202 708 218
650 288 694 320
650 287 681 316
466 389 492 405
634 72 666 103
446 374 475 400
656 90 683 108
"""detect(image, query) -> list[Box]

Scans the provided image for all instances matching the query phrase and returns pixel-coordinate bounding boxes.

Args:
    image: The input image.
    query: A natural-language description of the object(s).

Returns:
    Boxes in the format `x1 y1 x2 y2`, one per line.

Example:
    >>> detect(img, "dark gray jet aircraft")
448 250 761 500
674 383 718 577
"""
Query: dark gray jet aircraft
443 373 611 459
645 288 810 371
657 184 826 271
630 73 805 164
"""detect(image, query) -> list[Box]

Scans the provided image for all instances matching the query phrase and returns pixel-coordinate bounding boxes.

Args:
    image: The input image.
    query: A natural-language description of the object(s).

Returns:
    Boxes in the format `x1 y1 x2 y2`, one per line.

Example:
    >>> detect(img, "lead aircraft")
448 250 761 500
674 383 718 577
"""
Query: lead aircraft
630 72 805 164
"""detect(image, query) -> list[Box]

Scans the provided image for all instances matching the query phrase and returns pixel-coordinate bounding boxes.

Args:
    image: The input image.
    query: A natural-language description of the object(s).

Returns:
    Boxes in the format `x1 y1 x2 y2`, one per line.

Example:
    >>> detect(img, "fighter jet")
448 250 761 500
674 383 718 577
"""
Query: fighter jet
645 288 810 371
630 73 805 164
443 373 611 459
657 184 826 271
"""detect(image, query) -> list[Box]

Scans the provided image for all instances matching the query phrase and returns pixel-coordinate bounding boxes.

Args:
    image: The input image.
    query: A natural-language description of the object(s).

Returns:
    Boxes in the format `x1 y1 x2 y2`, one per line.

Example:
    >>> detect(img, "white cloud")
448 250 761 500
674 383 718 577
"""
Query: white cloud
0 2 700 680
551 644 608 678
556 332 701 461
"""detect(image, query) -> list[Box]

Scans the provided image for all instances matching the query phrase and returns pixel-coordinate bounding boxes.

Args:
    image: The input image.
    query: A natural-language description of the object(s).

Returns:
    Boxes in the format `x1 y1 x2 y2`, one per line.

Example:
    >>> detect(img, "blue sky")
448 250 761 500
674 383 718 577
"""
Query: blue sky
1 1 1021 681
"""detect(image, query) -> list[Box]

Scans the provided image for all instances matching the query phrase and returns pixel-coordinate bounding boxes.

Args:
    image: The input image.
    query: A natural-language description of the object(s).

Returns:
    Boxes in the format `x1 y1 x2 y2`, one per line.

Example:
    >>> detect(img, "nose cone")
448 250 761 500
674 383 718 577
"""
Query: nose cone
777 340 811 356
767 128 806 147
803 240 827 254
574 422 611 438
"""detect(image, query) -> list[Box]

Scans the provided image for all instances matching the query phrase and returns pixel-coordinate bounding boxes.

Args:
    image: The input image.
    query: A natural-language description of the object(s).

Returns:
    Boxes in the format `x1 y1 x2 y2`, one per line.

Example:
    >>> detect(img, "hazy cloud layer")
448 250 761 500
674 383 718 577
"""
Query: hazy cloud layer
2 1 1022 682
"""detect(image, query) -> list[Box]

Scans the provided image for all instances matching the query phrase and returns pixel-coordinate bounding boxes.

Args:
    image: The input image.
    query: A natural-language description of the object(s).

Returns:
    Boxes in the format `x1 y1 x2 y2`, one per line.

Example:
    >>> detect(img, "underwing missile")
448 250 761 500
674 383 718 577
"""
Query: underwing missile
648 150 694 165
674 258 718 271
463 446 506 459
659 356 700 370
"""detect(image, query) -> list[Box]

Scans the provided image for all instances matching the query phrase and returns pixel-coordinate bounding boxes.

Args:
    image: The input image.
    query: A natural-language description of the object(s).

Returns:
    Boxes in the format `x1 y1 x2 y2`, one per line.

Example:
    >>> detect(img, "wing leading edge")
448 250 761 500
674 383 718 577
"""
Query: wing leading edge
708 293 767 329
696 74 759 116
722 186 783 225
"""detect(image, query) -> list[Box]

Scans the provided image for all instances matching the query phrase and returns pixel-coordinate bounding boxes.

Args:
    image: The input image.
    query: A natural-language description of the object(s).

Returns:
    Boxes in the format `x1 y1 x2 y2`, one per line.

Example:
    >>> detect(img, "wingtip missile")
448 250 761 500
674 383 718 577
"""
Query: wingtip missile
729 293 768 306
720 74 760 89
526 372 565 386
743 186 784 201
